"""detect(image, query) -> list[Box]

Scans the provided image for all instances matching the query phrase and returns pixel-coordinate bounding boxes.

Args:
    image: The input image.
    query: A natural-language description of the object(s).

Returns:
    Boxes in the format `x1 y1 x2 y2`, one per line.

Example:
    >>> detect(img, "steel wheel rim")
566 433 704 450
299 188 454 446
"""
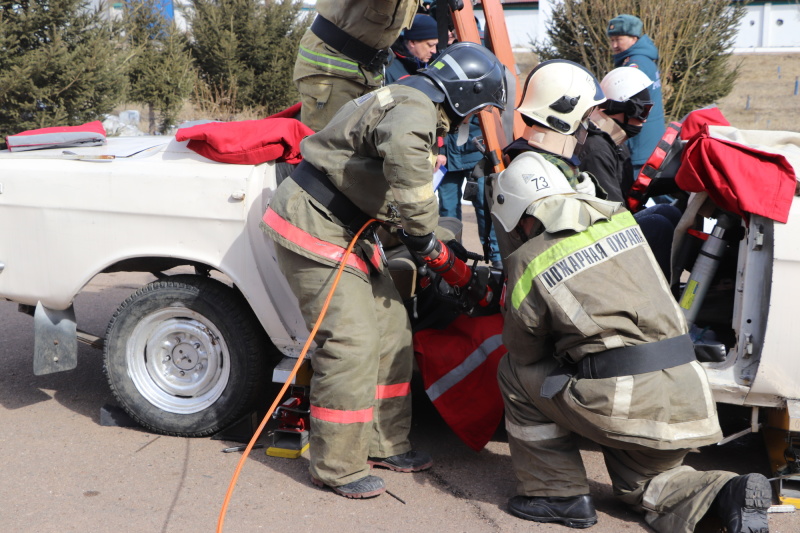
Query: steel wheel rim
126 307 230 414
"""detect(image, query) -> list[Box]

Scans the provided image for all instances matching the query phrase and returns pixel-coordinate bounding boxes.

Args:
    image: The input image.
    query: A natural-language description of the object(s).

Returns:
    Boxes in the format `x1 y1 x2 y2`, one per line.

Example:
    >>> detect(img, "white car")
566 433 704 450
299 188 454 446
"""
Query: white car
0 136 309 436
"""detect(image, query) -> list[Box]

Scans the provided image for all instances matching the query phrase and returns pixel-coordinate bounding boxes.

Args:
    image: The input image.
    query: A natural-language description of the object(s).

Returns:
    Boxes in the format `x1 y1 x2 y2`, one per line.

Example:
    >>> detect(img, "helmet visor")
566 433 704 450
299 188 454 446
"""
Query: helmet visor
603 99 652 121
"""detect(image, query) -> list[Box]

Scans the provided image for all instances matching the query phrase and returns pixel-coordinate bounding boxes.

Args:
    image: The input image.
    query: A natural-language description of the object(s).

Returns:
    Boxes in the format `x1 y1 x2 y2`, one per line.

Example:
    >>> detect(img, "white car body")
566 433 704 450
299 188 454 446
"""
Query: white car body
0 136 308 360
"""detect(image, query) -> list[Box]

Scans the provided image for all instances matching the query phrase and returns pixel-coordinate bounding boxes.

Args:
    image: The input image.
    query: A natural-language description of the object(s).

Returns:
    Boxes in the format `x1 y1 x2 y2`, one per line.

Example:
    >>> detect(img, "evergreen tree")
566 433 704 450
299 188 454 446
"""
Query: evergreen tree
122 0 196 133
0 0 126 138
531 0 745 122
187 0 310 117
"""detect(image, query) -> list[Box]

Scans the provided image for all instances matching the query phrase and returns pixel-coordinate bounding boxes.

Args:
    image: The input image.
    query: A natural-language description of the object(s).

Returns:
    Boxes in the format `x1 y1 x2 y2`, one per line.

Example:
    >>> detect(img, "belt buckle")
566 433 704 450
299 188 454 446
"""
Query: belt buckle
366 49 390 72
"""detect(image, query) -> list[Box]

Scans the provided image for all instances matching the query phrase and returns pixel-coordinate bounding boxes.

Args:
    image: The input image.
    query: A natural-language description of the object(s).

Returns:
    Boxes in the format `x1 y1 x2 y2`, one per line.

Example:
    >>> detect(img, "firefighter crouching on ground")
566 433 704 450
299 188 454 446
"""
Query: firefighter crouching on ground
262 42 507 499
490 153 772 532
293 0 420 131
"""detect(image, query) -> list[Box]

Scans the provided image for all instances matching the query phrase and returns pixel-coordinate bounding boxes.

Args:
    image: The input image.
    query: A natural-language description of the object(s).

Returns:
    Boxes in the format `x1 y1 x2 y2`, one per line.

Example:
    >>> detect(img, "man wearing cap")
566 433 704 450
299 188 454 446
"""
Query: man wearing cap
607 14 666 181
490 152 773 532
385 13 440 83
293 0 420 132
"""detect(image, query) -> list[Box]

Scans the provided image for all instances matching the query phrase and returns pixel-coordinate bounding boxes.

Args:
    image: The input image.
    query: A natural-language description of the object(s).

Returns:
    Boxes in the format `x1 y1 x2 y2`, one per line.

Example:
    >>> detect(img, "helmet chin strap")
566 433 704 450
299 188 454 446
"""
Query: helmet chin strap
590 110 627 146
523 124 578 159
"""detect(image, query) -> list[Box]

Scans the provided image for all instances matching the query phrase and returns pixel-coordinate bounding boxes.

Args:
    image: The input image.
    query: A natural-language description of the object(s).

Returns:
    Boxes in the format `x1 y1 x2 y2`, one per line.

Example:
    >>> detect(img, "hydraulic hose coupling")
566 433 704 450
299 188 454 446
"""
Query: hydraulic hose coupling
423 239 473 289
398 230 473 288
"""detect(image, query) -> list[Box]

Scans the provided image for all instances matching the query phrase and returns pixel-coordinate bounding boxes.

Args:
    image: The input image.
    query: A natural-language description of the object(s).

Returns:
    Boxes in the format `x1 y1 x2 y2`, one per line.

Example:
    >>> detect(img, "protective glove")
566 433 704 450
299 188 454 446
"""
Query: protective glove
575 171 597 196
444 239 470 262
398 230 437 255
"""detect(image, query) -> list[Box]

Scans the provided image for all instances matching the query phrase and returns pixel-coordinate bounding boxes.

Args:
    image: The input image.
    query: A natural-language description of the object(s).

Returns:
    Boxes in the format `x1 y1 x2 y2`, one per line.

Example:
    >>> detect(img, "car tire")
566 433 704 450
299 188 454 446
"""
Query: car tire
103 274 272 437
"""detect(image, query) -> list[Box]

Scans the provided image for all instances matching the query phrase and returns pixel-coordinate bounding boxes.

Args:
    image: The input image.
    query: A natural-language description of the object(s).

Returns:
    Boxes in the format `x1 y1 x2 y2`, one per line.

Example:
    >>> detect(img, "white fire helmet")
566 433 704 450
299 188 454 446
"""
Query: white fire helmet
516 59 606 135
600 67 653 103
491 152 575 232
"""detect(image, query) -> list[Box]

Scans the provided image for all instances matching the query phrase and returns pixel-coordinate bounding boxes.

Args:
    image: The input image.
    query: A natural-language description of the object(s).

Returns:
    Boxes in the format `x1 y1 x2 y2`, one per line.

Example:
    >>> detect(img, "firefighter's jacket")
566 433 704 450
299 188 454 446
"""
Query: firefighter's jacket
503 205 723 450
294 0 419 89
262 84 449 282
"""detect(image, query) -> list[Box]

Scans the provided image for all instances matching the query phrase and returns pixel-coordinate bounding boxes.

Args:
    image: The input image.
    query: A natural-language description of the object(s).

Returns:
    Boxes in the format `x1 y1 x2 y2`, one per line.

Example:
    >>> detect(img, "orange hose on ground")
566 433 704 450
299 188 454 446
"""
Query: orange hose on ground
216 218 377 533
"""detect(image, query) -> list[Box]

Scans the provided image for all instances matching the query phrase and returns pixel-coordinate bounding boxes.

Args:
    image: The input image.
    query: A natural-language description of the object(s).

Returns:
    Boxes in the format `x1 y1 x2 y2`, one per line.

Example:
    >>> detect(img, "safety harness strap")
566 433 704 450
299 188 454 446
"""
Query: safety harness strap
540 334 695 399
310 15 390 72
577 334 695 379
290 160 372 235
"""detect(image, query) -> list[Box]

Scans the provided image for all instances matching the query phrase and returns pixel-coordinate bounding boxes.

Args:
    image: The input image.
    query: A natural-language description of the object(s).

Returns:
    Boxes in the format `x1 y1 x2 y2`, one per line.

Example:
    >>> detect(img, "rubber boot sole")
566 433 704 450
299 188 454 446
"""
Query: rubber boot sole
367 457 433 473
311 476 386 499
508 506 598 530
739 474 771 533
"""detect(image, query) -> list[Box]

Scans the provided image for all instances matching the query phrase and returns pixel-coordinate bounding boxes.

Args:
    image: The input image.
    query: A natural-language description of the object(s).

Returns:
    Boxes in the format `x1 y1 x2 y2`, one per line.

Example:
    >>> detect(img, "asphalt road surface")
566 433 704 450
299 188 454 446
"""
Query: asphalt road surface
1 213 798 532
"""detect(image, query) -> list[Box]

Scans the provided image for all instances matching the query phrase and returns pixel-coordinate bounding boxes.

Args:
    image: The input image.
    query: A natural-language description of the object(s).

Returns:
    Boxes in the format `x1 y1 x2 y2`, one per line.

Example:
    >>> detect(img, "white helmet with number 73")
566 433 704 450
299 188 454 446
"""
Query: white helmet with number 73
491 152 575 232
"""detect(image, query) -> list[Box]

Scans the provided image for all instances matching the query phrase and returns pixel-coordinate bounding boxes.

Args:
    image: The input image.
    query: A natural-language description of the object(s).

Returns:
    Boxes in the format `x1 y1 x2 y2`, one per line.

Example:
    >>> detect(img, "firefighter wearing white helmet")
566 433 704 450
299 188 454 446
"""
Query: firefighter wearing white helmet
505 59 606 173
578 66 682 280
494 59 605 262
492 152 772 532
580 66 654 202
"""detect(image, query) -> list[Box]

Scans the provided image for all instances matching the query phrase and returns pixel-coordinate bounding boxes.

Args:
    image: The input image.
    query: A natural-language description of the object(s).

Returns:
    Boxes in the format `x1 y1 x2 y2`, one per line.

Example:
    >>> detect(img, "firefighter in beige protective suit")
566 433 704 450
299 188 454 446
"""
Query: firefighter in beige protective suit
262 42 506 499
490 152 772 532
293 0 420 131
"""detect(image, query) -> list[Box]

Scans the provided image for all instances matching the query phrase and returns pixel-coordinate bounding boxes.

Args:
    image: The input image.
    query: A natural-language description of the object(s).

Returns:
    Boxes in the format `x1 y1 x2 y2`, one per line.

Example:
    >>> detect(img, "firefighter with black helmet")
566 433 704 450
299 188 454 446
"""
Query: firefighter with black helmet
262 42 507 499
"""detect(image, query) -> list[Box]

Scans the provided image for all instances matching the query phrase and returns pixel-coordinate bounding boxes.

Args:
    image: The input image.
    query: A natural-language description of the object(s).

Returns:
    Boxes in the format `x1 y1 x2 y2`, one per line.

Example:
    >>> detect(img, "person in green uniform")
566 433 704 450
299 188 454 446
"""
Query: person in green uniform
293 0 420 132
263 42 507 499
490 152 772 532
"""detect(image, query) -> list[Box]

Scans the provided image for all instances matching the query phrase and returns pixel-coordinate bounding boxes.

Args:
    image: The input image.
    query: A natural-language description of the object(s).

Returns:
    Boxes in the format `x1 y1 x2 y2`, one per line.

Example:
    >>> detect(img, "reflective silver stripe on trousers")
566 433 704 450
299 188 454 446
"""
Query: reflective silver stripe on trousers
643 465 694 511
425 334 503 402
505 419 571 442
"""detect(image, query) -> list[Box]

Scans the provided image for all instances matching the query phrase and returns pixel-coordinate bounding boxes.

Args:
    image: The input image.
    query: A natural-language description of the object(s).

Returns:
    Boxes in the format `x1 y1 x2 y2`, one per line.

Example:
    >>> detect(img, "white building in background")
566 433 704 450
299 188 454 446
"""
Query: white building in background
478 0 800 51
104 0 800 52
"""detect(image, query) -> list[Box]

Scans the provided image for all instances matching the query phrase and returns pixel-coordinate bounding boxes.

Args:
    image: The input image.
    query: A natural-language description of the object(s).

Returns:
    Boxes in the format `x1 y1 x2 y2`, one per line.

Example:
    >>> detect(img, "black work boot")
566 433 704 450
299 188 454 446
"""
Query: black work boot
508 494 598 529
311 474 386 499
367 450 433 472
713 473 772 533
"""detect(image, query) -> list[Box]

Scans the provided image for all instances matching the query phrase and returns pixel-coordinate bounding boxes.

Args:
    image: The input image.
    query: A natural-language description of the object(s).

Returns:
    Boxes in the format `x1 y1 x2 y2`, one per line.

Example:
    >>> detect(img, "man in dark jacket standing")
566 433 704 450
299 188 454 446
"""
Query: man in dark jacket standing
385 13 439 83
608 14 666 180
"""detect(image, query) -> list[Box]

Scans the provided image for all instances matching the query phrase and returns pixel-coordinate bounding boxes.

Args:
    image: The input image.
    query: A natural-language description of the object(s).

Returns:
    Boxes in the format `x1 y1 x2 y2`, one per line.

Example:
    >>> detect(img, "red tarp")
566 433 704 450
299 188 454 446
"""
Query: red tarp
413 313 506 451
676 109 796 224
176 103 312 165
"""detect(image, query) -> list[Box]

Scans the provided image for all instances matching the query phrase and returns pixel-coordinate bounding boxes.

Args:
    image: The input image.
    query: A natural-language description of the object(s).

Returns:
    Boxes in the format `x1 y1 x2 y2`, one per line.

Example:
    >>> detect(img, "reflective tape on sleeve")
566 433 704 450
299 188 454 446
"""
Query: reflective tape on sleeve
390 181 435 204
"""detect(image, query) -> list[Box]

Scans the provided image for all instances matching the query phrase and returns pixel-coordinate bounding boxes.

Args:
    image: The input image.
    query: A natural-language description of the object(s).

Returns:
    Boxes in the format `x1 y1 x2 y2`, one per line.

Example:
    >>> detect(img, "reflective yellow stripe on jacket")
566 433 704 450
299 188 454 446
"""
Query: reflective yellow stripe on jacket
510 211 640 310
297 45 360 74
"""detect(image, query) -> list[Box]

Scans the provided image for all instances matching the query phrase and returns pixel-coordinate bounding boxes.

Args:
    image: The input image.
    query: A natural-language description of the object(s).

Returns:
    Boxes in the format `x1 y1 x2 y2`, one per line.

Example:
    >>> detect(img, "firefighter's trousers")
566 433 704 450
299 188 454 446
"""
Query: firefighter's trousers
497 354 736 533
274 244 414 487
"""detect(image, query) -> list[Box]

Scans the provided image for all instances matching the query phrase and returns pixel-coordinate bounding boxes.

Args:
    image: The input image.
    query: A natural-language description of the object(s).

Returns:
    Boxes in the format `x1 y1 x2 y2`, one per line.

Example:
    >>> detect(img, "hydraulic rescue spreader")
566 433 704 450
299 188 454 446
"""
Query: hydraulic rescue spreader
400 231 497 313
